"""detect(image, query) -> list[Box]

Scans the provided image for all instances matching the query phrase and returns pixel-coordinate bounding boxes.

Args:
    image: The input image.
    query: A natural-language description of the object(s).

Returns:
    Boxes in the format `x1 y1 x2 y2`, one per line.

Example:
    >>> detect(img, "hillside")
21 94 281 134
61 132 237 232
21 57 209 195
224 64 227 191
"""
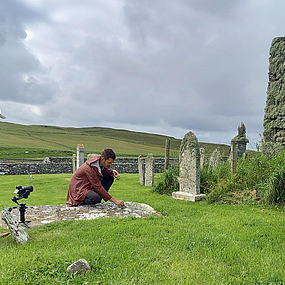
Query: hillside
0 122 230 159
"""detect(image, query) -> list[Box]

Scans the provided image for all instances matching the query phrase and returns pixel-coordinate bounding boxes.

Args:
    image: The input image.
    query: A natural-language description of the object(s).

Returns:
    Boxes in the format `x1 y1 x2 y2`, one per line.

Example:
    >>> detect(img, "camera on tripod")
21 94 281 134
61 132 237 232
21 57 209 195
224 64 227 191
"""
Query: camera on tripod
12 185 33 205
10 185 33 228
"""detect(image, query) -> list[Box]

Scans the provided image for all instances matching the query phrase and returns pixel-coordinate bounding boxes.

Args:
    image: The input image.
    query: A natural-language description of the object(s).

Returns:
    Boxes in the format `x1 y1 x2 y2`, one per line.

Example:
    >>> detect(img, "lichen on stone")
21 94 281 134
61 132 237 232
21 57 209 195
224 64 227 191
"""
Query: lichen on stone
263 36 285 154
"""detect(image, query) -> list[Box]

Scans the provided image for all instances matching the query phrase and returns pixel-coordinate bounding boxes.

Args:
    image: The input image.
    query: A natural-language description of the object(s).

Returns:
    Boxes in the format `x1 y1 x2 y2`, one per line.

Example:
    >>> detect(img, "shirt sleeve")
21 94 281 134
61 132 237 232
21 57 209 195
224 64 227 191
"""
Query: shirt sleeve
85 166 112 201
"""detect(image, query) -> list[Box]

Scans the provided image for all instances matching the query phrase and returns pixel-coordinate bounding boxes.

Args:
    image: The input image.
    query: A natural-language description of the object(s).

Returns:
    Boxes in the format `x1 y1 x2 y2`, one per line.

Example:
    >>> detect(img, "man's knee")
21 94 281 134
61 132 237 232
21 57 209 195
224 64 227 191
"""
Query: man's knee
84 191 101 205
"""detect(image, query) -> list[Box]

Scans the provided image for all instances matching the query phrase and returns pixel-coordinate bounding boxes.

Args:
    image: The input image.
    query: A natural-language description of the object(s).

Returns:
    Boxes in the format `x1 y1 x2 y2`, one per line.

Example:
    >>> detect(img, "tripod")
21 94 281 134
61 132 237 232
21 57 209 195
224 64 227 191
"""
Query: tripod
9 203 31 228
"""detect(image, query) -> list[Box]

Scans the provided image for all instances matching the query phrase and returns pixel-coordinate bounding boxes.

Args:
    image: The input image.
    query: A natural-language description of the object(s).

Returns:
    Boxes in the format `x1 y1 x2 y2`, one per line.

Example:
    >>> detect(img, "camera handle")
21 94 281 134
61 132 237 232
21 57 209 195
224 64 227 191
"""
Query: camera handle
9 203 31 228
18 203 31 228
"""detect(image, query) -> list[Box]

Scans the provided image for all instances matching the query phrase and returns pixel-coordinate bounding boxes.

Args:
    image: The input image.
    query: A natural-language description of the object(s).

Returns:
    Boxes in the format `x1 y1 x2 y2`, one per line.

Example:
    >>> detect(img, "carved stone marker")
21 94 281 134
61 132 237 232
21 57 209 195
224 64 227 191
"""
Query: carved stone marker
165 139 170 170
1 208 30 244
209 148 221 169
172 131 205 202
145 153 154 187
230 139 237 176
1 202 160 229
138 155 145 185
72 153 76 172
232 122 249 158
263 36 285 153
200 148 205 169
76 144 84 170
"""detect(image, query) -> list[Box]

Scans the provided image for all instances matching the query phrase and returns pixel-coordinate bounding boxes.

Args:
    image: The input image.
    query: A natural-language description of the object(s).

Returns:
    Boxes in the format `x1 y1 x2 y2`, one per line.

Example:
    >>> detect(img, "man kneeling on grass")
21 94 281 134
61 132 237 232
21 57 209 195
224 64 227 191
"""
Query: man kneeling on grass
67 148 124 207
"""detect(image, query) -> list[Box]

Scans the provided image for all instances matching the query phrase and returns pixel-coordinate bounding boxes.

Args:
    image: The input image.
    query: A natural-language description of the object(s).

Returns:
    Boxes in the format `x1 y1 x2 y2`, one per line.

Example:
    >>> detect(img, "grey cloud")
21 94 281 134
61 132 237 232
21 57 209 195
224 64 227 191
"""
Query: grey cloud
1 0 284 148
0 1 58 104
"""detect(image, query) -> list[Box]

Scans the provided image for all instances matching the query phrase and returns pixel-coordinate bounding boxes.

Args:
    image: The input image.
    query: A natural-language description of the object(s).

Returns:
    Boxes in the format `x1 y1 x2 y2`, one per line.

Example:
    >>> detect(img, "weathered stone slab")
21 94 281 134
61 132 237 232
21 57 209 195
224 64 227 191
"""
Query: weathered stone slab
145 153 154 187
172 192 206 202
172 131 205 202
1 208 30 244
138 155 145 185
76 144 84 170
209 148 221 169
1 202 160 229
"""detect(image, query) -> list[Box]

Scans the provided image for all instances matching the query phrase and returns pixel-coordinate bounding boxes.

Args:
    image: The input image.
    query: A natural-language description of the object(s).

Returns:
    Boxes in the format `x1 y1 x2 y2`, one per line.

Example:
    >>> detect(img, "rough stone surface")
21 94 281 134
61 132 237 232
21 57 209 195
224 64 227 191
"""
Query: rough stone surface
200 148 205 169
231 122 249 158
209 148 221 169
145 153 154 187
76 144 84 170
263 36 285 154
0 157 178 175
172 131 205 202
1 202 160 229
138 155 145 185
67 259 91 275
230 139 237 176
1 208 30 244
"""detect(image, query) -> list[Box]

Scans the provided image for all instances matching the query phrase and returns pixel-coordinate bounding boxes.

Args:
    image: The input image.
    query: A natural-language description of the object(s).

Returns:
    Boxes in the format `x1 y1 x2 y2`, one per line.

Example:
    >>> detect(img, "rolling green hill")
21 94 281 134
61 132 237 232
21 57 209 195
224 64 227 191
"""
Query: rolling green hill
0 122 230 159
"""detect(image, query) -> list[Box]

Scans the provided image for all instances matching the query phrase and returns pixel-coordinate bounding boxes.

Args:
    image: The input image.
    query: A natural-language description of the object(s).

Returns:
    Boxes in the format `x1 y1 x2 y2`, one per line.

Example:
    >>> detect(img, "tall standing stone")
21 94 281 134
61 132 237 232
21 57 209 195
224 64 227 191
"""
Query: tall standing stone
209 149 221 169
172 131 205 202
138 155 145 185
145 153 154 187
164 139 171 170
230 139 237 176
72 154 76 173
232 122 249 158
200 148 205 169
263 36 285 153
76 144 84 170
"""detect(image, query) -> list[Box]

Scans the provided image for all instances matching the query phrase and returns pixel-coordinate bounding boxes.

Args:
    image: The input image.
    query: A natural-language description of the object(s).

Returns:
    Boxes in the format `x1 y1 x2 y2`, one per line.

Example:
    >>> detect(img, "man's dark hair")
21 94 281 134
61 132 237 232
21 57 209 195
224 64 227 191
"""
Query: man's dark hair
101 148 116 160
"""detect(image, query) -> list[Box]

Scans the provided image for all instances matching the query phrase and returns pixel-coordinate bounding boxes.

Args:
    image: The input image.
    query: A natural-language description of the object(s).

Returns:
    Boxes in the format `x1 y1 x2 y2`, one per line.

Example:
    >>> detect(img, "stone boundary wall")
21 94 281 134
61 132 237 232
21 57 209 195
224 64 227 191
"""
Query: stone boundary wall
0 157 178 175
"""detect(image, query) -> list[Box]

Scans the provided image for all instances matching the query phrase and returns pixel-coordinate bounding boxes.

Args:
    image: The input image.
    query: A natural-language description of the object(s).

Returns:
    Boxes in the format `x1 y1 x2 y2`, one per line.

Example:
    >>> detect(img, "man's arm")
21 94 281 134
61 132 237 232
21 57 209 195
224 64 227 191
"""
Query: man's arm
87 166 124 206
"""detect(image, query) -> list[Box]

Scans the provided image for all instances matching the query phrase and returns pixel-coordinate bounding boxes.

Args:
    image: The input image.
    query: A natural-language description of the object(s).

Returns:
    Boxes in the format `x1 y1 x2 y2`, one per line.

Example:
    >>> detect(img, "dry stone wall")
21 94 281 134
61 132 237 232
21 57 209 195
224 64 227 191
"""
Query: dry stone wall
0 157 178 175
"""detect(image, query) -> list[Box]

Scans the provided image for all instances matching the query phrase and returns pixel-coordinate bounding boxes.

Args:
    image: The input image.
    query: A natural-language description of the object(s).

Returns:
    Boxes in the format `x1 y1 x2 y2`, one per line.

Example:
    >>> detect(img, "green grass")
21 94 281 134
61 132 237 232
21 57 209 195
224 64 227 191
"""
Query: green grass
0 121 230 159
1 173 285 284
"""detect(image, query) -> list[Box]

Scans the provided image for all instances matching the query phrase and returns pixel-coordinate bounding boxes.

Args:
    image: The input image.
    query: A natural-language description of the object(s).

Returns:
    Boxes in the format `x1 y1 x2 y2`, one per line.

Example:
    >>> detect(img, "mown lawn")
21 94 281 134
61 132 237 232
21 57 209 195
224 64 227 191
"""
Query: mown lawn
0 173 285 284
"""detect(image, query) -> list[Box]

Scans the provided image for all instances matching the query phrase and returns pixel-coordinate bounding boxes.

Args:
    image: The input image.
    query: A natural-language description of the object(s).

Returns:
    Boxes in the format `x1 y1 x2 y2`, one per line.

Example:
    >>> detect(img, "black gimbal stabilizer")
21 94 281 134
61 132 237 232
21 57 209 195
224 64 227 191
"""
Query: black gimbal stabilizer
10 185 33 228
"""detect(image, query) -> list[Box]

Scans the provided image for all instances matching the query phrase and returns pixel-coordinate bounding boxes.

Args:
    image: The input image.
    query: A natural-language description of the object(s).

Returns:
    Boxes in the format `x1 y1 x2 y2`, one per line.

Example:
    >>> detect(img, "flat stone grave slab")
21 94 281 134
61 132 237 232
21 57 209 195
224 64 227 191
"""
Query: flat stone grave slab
1 202 160 229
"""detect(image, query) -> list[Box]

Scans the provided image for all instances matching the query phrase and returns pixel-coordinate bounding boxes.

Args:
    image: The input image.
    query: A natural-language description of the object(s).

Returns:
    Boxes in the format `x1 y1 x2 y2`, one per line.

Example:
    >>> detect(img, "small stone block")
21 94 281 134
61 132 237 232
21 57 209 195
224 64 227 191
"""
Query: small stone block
172 191 205 202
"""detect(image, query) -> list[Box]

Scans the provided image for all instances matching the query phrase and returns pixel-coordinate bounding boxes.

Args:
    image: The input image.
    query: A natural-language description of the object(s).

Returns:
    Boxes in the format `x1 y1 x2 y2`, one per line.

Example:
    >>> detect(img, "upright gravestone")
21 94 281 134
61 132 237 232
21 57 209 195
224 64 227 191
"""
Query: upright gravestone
230 139 237 176
76 144 84 170
164 139 171 170
172 131 205 202
200 148 205 169
138 155 145 185
232 122 249 158
145 153 154 187
209 148 221 169
72 154 76 173
263 36 285 153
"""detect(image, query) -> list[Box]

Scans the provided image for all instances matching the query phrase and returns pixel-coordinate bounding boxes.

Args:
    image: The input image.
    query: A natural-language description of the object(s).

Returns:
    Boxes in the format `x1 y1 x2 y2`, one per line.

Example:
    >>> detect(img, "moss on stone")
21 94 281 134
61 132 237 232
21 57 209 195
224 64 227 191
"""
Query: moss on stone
263 36 285 153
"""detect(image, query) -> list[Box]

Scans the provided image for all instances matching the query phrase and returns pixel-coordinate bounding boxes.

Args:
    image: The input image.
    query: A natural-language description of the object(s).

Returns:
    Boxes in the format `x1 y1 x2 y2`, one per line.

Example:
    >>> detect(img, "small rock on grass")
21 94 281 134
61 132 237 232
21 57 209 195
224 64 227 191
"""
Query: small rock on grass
67 259 91 274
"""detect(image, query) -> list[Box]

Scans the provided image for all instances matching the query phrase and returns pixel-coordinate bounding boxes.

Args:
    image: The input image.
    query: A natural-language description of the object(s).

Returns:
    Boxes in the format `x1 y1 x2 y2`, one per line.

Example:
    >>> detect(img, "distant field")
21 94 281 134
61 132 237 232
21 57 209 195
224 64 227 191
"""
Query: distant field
0 122 230 159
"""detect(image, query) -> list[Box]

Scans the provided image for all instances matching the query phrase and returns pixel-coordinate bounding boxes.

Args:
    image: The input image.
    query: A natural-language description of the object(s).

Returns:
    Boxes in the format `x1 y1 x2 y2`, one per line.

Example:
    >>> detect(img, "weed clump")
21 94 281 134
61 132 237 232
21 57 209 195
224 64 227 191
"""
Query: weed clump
155 150 285 206
153 164 179 195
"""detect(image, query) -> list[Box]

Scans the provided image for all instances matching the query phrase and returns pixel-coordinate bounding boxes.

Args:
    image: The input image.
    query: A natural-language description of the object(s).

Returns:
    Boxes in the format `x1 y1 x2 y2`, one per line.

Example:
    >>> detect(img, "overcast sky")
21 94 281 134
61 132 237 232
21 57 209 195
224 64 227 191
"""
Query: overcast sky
0 0 284 149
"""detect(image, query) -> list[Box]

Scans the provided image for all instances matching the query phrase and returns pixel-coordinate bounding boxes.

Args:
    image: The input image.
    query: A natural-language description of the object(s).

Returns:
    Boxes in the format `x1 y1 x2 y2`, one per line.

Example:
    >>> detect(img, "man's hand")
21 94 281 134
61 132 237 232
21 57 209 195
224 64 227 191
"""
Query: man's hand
112 169 119 177
110 197 125 207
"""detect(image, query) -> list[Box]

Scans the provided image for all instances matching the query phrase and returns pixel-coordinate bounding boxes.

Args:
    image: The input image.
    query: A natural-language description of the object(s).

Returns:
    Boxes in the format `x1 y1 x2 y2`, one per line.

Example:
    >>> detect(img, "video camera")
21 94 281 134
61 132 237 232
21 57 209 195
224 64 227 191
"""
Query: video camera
12 185 33 205
9 185 34 228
